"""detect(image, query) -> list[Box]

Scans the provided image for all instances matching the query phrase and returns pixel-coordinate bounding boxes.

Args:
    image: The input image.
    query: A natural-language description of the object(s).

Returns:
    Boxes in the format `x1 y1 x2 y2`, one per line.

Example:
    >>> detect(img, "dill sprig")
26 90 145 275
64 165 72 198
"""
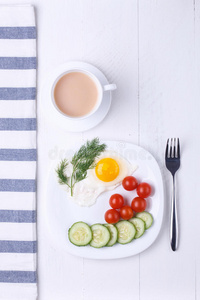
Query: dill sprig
56 159 70 187
56 138 106 196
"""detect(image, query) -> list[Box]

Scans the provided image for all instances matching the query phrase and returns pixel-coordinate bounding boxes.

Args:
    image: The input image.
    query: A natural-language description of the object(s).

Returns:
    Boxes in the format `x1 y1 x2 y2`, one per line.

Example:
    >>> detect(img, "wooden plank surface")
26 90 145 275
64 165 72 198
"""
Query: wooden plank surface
139 1 199 300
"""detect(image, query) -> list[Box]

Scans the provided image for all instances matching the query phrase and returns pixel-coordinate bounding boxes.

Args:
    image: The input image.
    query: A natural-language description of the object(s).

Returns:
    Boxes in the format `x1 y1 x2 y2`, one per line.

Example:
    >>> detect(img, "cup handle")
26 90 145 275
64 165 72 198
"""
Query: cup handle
103 84 117 92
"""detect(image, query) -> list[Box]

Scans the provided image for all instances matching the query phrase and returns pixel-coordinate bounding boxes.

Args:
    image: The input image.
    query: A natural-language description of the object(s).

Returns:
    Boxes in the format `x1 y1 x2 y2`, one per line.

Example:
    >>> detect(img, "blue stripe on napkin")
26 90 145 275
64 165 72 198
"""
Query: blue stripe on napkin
0 88 36 100
0 179 36 192
0 241 36 253
0 149 36 161
0 27 36 39
0 118 36 130
0 271 37 283
0 57 36 69
0 210 36 223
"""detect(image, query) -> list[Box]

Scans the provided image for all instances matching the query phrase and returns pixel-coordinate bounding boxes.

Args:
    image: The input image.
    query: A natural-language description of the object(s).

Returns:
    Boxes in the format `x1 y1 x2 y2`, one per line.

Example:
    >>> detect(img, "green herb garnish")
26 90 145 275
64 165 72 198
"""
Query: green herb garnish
56 138 106 196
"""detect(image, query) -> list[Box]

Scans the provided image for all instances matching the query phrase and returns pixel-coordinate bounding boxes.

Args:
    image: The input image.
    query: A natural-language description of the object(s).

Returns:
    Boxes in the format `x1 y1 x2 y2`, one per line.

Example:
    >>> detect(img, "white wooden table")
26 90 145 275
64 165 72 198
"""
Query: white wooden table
1 0 200 299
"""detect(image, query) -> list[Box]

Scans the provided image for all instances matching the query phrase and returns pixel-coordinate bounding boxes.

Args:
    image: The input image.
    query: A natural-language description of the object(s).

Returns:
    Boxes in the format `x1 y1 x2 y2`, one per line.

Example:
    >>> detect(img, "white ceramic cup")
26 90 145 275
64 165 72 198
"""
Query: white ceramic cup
51 69 116 120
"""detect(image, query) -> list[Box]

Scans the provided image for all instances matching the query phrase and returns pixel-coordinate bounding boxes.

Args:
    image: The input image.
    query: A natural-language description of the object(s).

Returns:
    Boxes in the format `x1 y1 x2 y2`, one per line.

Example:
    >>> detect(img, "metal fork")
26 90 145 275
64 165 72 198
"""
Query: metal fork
165 138 180 251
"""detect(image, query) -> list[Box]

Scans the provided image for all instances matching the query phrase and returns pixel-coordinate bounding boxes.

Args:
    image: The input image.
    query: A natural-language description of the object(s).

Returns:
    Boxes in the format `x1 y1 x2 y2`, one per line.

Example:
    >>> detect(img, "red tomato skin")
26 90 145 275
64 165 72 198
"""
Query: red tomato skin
122 176 138 191
137 183 152 198
104 209 120 224
120 205 134 220
131 197 147 213
109 194 124 209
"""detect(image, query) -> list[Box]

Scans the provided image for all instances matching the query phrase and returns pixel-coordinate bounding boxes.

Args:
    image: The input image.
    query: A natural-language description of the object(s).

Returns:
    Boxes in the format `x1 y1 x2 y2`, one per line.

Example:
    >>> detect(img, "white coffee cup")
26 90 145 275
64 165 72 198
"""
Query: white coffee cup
51 69 116 120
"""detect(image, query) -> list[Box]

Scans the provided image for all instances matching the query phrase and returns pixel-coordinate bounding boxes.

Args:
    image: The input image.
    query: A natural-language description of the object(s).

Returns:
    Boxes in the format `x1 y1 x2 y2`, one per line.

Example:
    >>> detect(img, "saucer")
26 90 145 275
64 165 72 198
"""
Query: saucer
41 61 114 132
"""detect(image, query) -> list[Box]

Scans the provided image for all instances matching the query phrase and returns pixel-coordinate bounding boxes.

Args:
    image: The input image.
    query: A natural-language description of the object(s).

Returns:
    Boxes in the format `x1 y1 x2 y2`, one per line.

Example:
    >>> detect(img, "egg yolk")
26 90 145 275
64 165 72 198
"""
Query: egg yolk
95 158 119 182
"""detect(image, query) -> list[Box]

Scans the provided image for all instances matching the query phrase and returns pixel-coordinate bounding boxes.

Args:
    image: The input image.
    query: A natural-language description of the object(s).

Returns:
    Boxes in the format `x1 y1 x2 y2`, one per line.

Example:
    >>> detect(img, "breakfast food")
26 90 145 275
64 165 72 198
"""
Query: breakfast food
136 182 152 198
135 212 153 229
129 217 145 239
131 197 147 213
62 140 155 249
86 151 136 189
68 222 92 246
54 71 99 118
68 212 153 248
90 224 110 248
122 176 138 191
103 176 152 229
104 209 120 224
56 139 137 206
109 194 124 209
104 177 151 224
119 205 134 220
104 224 118 247
56 137 106 197
115 221 136 244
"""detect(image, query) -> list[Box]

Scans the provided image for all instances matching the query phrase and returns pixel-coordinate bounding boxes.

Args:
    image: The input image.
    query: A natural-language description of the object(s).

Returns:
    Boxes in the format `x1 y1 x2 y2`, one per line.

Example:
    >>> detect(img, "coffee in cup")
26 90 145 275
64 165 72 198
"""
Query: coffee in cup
52 69 116 120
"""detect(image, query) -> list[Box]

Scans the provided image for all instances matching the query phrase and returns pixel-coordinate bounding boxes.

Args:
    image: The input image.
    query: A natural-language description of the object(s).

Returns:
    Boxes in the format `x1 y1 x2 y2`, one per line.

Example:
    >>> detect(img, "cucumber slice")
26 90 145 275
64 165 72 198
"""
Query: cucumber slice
104 224 118 247
68 222 92 246
90 224 110 248
115 220 136 244
129 217 145 239
136 212 153 229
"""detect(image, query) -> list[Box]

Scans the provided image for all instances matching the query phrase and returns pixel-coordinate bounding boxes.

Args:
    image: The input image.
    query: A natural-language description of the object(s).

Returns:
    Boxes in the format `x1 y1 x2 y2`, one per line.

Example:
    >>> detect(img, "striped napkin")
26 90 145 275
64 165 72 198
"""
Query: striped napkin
0 5 37 300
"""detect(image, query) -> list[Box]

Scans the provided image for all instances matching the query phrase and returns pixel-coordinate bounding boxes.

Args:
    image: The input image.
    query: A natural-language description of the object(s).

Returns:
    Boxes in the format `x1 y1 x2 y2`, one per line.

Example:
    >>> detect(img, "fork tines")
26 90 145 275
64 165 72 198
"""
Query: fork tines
165 138 180 159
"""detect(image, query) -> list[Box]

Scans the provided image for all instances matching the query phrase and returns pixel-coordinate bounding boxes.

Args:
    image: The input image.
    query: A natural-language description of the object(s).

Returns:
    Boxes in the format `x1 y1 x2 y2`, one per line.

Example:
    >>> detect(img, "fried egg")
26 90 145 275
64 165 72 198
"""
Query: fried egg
87 151 135 187
69 151 137 206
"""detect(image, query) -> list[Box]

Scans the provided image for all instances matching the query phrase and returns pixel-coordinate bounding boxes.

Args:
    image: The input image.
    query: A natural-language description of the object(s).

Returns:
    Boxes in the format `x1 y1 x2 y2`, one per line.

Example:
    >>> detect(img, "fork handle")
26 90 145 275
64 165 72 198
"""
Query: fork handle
170 175 178 251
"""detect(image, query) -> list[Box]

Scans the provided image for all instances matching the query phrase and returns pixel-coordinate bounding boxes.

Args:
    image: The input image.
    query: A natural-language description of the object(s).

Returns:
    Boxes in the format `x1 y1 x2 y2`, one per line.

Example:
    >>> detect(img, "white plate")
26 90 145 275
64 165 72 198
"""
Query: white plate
45 141 164 259
41 61 113 132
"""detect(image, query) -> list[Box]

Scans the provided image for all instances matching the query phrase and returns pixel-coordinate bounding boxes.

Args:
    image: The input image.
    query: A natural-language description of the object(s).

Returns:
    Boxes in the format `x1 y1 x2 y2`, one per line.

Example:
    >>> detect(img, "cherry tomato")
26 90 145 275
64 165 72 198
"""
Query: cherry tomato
120 205 134 220
131 197 146 212
109 194 124 209
137 182 152 198
105 209 120 224
122 176 138 191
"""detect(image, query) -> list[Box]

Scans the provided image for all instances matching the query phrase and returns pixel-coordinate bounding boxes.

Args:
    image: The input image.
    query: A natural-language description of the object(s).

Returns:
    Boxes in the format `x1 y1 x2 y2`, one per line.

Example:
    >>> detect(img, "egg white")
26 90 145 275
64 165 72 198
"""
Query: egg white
66 151 137 206
86 151 135 188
